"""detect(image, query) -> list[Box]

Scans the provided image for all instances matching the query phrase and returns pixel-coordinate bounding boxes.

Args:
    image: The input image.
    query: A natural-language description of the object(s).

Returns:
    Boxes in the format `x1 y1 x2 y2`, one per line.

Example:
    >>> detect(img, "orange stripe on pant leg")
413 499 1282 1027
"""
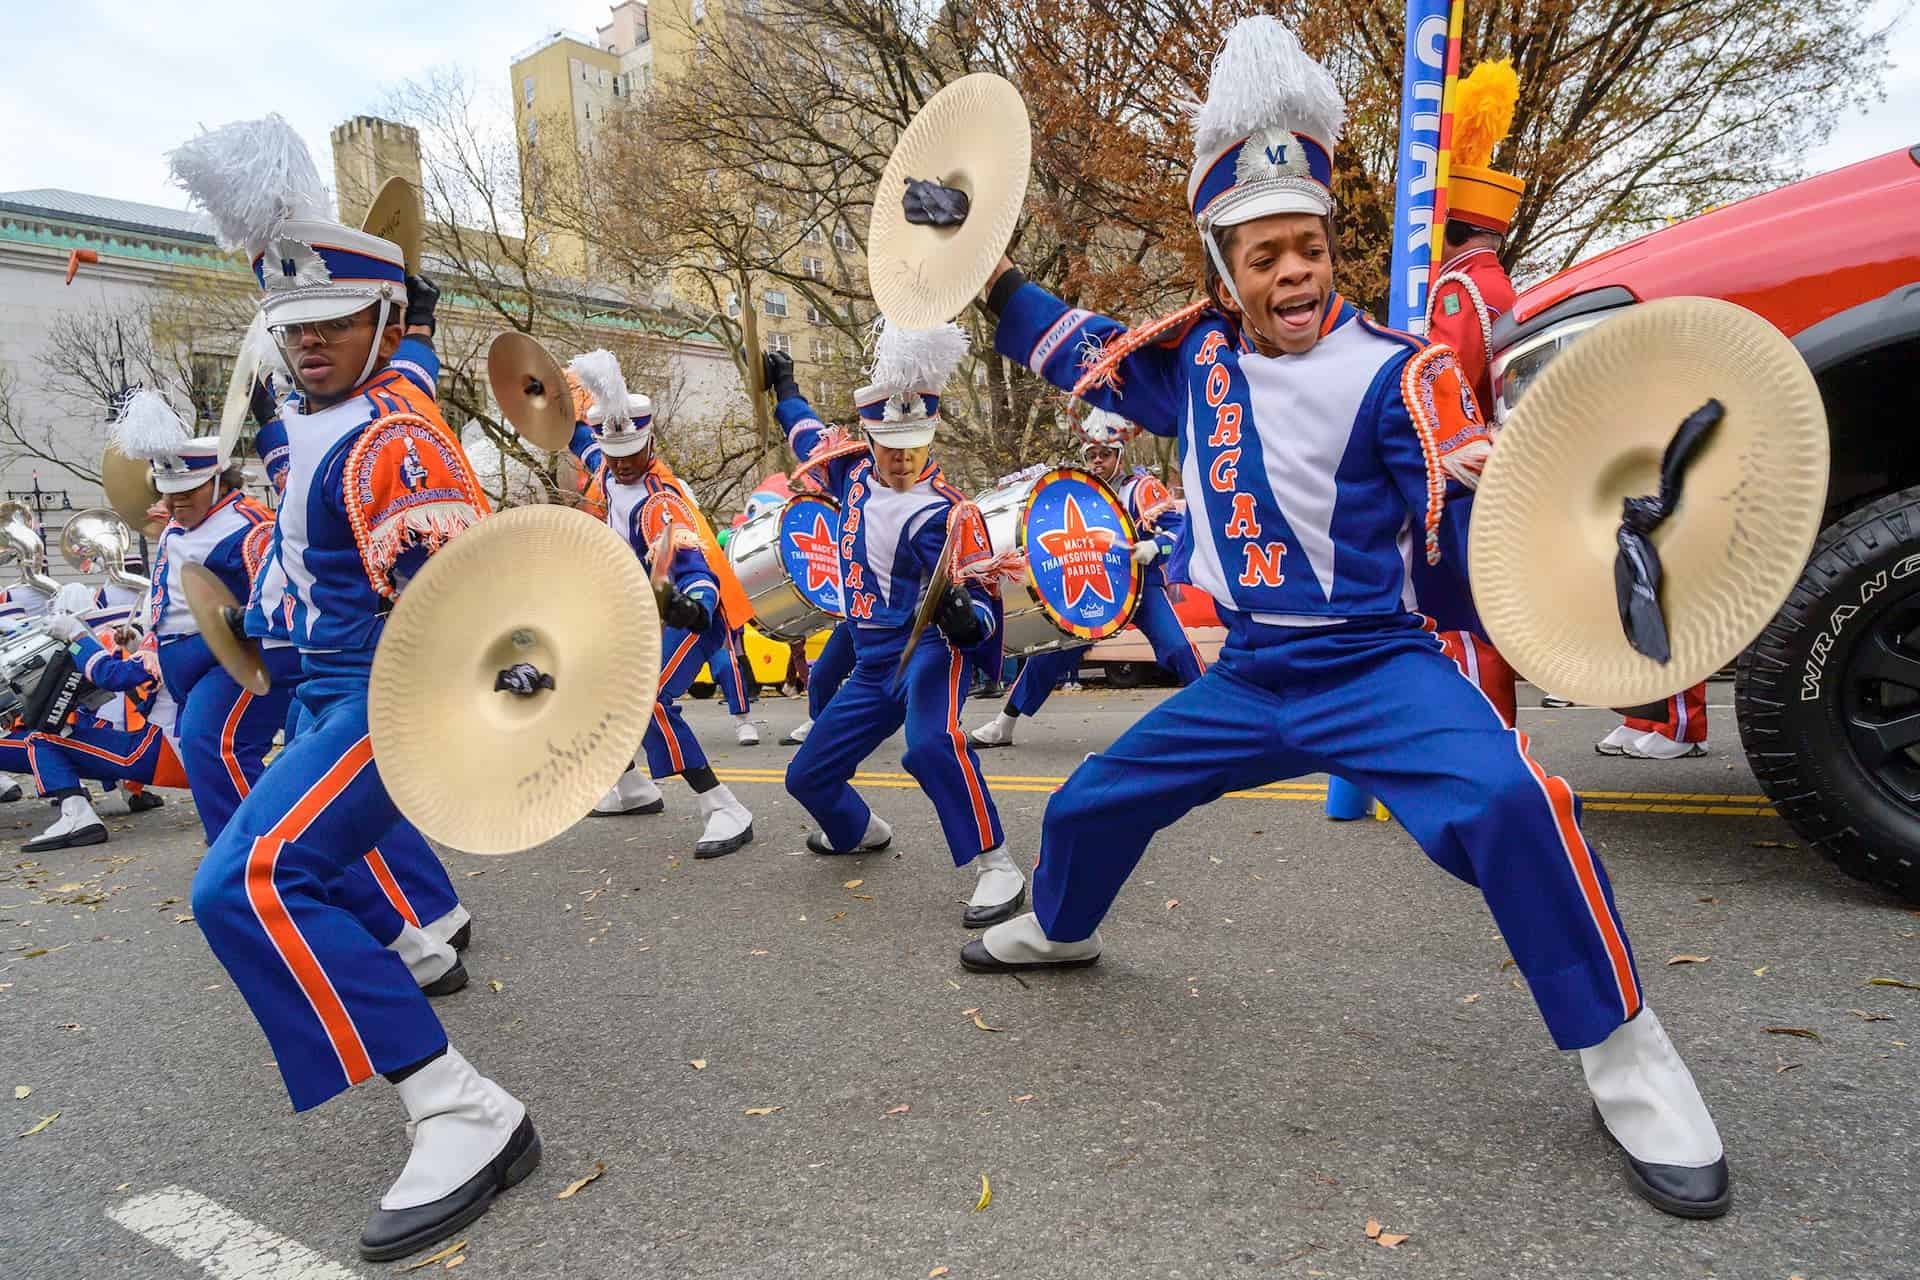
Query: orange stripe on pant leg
362 848 420 927
32 726 157 769
267 737 376 842
1515 731 1640 1021
944 650 993 849
245 836 375 1085
652 704 685 774
220 688 255 799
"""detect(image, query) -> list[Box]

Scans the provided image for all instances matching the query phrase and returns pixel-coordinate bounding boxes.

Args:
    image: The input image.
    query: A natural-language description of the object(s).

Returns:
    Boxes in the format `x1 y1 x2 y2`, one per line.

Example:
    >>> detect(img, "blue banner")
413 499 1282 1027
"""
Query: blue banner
1390 0 1450 334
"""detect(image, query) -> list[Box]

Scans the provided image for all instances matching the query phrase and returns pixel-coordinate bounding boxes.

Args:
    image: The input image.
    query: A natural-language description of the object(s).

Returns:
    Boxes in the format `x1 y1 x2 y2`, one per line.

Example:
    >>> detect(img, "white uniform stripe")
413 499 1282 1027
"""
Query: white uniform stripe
107 1187 360 1279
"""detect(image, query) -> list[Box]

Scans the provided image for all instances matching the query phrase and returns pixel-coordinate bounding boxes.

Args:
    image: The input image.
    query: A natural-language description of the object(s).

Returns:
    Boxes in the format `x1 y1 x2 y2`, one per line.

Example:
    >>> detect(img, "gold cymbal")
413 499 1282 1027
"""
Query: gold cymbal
101 444 163 538
368 504 661 855
1469 296 1829 707
486 332 577 452
180 561 270 695
867 73 1031 329
362 176 424 275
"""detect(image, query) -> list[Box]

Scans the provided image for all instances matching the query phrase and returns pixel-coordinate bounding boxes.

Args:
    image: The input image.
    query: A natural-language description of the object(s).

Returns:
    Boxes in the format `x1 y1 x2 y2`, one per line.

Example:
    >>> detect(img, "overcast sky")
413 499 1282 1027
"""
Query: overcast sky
0 0 1913 216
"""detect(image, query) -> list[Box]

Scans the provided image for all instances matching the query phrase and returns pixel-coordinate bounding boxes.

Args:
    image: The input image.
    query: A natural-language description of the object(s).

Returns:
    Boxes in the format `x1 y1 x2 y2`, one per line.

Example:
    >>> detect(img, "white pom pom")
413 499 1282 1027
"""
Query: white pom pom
867 320 969 395
1191 17 1346 162
52 583 97 616
111 389 192 462
566 350 630 427
168 115 329 254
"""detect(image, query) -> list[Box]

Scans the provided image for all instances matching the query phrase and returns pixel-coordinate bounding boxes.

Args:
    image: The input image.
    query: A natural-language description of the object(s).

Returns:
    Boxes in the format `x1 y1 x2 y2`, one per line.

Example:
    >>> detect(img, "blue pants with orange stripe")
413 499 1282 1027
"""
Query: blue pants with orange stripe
707 627 752 716
1008 577 1204 716
1032 612 1641 1051
26 722 189 795
176 662 293 842
643 623 731 778
807 621 855 720
786 628 1003 862
191 659 446 1110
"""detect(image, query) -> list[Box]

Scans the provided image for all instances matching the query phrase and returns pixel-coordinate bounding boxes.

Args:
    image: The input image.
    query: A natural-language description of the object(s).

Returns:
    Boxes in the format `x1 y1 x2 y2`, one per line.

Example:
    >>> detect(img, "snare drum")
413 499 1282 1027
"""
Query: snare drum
977 466 1141 658
727 494 844 643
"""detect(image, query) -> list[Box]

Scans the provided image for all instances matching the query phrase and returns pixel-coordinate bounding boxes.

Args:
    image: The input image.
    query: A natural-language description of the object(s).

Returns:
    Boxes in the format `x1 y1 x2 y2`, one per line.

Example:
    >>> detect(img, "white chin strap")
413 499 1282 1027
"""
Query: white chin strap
1203 225 1276 351
356 297 391 387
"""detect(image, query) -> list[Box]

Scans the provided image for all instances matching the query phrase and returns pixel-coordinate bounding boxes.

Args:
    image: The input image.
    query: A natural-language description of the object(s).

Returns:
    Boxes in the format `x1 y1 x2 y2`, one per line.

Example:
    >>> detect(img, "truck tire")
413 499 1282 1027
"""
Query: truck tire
1104 661 1144 689
1737 486 1920 903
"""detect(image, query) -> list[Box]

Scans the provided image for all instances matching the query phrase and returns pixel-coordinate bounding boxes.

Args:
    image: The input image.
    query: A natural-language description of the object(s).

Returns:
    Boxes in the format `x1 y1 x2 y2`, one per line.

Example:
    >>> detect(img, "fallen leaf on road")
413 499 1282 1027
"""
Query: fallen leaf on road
488 980 504 993
689 1059 708 1070
54 882 84 892
1013 1094 1035 1103
1696 896 1718 904
12 1085 28 1100
852 894 875 901
1777 1062 1802 1074
18 1112 57 1137
1459 993 1481 1005
22 949 47 959
1498 958 1517 972
973 1173 991 1212
1667 954 1711 965
1752 967 1769 977
400 1240 466 1271
113 1183 129 1191
555 1162 605 1199
1749 840 1796 849
887 1104 910 1115
1165 899 1179 910
1765 1027 1820 1041
464 870 485 877
971 1014 1001 1033
842 879 864 889
744 1106 783 1116
1848 1009 1892 1022
828 911 847 923
173 915 193 924
1365 1220 1382 1239
443 1256 465 1270
1868 977 1920 991
930 1268 950 1278
750 949 770 956
1378 1233 1409 1249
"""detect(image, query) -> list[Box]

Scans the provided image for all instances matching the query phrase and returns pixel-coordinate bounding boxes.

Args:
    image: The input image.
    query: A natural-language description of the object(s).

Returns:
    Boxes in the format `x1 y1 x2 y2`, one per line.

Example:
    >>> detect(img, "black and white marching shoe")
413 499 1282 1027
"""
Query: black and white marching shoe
126 789 165 813
964 846 1025 927
806 813 892 856
960 911 1102 973
592 766 665 816
968 712 1017 749
693 785 754 858
359 1049 541 1261
23 795 108 853
387 924 467 998
779 718 812 746
1582 1009 1731 1218
424 906 473 953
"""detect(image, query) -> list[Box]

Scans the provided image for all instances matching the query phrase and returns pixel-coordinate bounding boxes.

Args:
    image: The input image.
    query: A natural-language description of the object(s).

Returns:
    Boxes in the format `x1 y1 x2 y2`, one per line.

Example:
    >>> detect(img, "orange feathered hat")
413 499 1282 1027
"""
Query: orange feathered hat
1448 59 1524 234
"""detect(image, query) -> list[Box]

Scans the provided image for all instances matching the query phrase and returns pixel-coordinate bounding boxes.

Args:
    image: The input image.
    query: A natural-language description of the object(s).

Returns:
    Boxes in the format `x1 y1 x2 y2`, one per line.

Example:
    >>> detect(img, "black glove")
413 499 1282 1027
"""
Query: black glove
761 351 799 401
404 273 440 335
903 178 971 227
660 586 712 633
247 377 278 429
933 585 985 647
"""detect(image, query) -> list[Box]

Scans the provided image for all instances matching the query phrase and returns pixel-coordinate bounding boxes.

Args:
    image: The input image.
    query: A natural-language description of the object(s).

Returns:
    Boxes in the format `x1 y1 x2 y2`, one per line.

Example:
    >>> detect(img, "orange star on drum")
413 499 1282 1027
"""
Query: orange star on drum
1036 495 1117 609
791 512 840 592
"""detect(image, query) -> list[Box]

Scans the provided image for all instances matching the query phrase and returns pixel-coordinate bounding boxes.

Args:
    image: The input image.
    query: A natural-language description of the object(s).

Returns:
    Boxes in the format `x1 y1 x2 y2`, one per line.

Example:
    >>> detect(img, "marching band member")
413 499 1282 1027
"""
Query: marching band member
1423 58 1526 729
765 324 1026 928
1597 684 1710 759
708 624 761 744
172 115 535 1259
566 351 756 855
781 619 853 745
971 407 1204 748
961 18 1729 1217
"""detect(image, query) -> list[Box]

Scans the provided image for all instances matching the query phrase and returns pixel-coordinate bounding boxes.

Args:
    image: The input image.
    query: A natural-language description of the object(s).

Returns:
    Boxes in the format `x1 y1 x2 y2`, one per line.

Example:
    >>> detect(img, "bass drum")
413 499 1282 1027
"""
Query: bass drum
977 465 1141 657
727 494 844 643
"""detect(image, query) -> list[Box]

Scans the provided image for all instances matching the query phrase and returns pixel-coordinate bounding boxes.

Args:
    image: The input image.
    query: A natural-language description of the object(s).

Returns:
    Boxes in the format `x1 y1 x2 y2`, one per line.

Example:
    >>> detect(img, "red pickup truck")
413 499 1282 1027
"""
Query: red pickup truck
1488 144 1920 904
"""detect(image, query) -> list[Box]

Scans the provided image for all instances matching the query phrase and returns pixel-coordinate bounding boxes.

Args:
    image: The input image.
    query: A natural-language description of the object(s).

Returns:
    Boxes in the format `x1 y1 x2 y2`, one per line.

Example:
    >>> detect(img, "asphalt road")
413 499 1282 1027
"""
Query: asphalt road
2 681 1915 1280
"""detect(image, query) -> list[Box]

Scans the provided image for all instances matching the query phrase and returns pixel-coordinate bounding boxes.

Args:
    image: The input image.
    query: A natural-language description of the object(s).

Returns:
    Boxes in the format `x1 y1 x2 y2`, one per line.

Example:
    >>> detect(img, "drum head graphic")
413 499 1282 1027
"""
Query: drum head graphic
779 495 844 618
1018 468 1140 642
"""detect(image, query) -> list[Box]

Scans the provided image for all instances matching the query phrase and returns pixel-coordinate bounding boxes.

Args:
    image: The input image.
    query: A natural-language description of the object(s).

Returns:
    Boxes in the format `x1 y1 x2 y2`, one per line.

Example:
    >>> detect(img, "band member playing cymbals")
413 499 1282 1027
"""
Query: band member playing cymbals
765 323 1026 927
170 114 536 1260
957 17 1730 1217
972 406 1204 748
565 350 756 857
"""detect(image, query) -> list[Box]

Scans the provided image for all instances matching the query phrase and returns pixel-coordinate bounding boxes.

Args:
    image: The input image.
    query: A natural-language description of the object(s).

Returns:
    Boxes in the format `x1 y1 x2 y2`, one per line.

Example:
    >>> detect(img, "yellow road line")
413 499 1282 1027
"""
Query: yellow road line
711 769 1777 819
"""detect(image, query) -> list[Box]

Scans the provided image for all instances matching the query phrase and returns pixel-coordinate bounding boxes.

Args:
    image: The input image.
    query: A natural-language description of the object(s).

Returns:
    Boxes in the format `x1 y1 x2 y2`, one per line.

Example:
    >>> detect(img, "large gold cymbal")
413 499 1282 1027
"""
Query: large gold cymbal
101 444 163 538
180 561 270 695
362 176 424 275
486 332 576 452
368 504 661 855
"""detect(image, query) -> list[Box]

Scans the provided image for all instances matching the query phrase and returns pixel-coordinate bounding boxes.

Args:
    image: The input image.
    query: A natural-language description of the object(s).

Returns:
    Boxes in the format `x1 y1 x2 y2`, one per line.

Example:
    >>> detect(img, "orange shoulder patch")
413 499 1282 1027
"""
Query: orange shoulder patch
343 412 490 600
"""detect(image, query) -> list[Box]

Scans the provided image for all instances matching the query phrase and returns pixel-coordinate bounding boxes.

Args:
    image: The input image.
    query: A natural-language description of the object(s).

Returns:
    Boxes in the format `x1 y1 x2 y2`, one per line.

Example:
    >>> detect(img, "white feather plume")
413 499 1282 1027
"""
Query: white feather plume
168 115 329 254
866 320 969 395
111 389 192 462
240 312 290 385
1191 17 1346 162
566 350 629 426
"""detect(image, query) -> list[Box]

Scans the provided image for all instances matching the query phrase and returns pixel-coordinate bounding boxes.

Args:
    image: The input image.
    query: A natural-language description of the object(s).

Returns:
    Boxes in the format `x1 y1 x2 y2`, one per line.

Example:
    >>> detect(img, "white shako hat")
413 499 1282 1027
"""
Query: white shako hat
1184 18 1345 305
169 115 406 385
112 389 228 495
853 320 969 450
1074 407 1138 458
567 350 655 457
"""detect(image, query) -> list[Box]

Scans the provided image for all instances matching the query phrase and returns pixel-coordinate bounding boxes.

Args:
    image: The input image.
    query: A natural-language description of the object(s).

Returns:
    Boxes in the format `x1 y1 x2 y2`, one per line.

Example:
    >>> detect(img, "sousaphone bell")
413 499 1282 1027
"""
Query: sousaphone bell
486 333 577 452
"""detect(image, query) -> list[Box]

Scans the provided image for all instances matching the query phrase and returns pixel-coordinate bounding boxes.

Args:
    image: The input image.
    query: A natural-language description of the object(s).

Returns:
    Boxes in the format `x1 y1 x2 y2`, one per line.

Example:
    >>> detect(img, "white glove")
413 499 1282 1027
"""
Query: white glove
43 613 88 643
1131 539 1162 566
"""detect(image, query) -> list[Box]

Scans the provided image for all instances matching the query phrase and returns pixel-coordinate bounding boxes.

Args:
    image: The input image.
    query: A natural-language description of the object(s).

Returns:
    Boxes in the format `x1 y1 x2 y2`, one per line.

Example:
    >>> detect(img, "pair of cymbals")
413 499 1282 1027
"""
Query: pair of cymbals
486 332 576 451
101 445 163 538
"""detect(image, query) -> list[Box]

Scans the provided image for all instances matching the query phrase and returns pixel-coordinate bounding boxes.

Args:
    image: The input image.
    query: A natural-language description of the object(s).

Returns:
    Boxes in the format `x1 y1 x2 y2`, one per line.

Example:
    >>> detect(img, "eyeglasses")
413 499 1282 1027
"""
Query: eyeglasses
269 313 366 346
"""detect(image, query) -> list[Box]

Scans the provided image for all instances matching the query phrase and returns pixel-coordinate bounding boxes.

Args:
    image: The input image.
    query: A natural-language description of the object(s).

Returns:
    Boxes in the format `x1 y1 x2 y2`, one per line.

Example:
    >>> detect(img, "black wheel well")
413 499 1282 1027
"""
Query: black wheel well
1816 335 1920 523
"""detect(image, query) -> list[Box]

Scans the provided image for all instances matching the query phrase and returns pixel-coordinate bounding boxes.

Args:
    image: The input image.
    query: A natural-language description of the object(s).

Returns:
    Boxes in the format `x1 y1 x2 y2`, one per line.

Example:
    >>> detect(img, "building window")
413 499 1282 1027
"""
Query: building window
726 292 741 318
806 304 825 324
764 290 789 317
535 232 552 256
571 57 584 80
766 332 792 355
833 223 855 251
753 203 777 230
525 117 539 143
811 337 832 362
584 104 590 121
522 76 535 107
802 256 825 280
599 69 608 89
804 222 824 244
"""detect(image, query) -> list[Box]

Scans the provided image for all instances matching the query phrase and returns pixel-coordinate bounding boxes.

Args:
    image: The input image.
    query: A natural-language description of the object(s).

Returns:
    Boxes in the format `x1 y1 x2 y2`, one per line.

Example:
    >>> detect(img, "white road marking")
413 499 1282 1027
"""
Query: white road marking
107 1187 360 1280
